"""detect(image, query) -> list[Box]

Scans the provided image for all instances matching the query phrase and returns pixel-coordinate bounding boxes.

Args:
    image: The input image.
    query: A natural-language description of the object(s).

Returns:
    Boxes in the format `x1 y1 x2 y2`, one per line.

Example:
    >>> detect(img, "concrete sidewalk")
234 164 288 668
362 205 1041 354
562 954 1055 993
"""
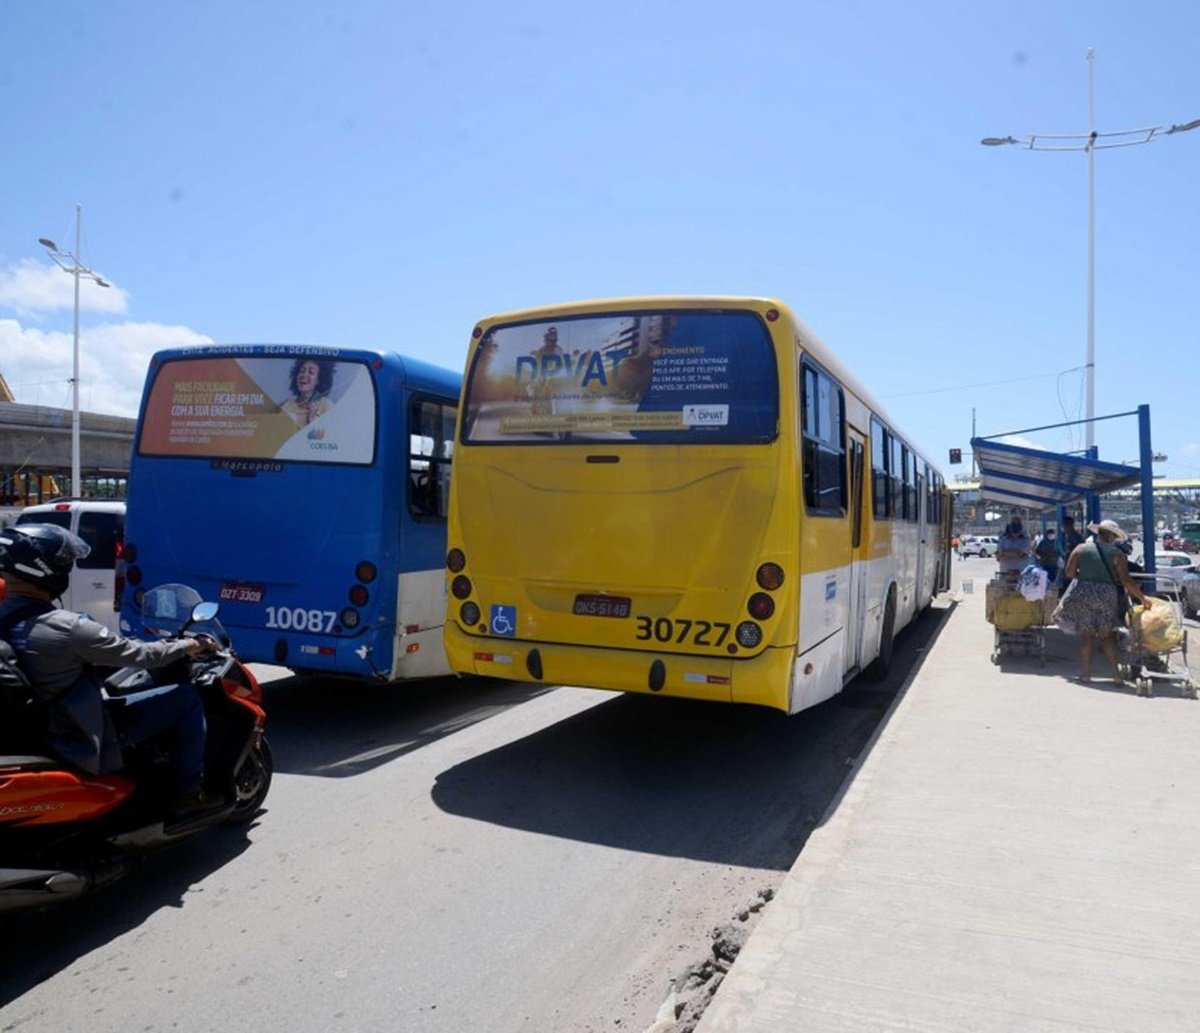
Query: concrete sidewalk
697 574 1200 1032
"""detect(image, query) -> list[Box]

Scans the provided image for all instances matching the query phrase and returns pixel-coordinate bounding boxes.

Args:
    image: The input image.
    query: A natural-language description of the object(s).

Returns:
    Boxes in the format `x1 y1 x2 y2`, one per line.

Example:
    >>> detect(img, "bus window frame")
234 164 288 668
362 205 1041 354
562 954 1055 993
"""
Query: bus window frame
407 393 458 522
800 359 847 517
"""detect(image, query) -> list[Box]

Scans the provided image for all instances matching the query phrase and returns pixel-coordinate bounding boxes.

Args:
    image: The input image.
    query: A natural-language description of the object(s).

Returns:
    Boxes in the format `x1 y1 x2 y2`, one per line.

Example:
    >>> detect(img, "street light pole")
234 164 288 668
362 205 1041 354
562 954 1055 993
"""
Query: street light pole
38 203 110 497
982 48 1198 453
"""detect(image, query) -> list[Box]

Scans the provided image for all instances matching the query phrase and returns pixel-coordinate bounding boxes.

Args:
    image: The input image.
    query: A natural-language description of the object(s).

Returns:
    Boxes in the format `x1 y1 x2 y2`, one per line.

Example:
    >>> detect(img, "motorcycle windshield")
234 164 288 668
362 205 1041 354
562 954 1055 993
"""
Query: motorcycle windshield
140 583 224 640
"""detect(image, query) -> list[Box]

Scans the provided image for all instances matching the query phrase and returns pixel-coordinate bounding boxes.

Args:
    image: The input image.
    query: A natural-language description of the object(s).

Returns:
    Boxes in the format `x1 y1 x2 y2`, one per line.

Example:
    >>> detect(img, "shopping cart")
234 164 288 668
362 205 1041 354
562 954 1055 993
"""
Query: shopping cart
1118 573 1195 699
986 574 1055 664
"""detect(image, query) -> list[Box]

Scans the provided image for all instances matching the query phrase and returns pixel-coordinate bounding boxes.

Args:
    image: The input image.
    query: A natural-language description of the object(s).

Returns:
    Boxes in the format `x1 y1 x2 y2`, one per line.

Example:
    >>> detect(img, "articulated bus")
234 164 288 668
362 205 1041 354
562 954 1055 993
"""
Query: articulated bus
444 297 951 714
121 345 460 682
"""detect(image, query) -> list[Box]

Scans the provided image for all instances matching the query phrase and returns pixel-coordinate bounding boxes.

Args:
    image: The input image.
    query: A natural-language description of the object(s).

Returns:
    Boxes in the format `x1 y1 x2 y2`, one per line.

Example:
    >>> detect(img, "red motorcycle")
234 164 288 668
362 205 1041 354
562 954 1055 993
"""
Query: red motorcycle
0 584 272 913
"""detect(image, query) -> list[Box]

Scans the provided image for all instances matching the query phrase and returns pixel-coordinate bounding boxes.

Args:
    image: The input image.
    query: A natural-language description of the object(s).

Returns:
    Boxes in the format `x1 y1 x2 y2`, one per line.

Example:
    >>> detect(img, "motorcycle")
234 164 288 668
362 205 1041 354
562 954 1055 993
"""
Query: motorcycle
0 583 272 913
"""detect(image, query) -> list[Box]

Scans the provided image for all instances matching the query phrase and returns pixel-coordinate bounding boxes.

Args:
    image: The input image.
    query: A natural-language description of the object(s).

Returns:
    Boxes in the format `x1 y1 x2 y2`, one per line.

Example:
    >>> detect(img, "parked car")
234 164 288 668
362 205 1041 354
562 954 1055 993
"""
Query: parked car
1148 551 1200 619
961 535 1000 558
13 498 126 634
1153 550 1200 576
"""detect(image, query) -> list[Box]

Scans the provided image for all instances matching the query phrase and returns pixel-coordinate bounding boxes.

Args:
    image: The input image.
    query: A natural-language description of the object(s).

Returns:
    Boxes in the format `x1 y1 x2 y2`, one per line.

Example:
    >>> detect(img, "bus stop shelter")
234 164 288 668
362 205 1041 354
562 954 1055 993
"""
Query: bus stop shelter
970 404 1159 572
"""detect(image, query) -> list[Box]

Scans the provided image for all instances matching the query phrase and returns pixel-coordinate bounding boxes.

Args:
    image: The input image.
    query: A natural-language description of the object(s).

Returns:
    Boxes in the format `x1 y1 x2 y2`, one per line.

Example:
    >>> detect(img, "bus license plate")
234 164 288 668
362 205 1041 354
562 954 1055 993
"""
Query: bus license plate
573 594 632 618
220 582 266 603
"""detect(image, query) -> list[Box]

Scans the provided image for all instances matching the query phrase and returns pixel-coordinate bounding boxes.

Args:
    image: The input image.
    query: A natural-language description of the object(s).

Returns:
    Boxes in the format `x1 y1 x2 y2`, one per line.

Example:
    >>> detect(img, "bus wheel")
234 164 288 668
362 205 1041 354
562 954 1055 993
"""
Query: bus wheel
865 591 896 682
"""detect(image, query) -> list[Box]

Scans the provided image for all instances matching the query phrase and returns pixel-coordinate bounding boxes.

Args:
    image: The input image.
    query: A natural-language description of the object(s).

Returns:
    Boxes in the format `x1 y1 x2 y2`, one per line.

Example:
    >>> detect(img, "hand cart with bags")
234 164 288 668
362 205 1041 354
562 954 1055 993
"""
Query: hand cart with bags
1118 573 1194 698
986 568 1057 664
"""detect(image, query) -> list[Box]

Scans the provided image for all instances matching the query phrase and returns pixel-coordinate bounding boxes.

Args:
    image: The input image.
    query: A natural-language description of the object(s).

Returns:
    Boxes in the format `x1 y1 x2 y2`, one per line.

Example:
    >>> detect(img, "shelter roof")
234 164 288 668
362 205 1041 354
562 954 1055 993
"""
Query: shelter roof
968 438 1141 511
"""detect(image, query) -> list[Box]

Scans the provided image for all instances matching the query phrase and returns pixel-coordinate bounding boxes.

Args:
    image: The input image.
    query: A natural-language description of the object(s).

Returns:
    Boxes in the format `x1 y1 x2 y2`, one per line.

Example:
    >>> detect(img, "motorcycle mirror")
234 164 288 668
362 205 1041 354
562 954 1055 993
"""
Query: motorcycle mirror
191 601 220 624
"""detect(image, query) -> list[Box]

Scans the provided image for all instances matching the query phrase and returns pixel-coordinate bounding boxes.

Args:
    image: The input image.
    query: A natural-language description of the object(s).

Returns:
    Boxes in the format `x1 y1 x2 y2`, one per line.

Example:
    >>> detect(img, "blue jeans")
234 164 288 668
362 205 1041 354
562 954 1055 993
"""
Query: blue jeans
110 682 207 791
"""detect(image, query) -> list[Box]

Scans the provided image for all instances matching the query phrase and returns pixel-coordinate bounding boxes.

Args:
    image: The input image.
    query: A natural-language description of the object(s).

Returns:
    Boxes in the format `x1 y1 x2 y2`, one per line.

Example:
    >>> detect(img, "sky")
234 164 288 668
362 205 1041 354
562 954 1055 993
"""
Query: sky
1 0 1197 482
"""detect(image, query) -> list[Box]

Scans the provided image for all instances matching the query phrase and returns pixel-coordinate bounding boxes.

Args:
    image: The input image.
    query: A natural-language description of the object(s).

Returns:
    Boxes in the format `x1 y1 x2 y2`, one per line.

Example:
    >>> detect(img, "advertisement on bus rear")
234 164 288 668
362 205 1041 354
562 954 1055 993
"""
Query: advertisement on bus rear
138 355 376 464
462 310 778 444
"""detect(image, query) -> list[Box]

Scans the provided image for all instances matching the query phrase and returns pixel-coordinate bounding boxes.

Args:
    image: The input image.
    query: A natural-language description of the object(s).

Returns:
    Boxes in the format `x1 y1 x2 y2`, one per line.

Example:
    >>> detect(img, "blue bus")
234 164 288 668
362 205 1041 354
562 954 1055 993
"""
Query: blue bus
120 345 460 682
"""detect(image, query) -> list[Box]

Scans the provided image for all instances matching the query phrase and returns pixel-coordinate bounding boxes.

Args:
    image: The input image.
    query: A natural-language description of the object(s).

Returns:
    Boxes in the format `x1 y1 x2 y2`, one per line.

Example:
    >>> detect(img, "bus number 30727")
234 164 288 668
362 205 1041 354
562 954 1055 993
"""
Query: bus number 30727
265 606 338 633
635 616 731 647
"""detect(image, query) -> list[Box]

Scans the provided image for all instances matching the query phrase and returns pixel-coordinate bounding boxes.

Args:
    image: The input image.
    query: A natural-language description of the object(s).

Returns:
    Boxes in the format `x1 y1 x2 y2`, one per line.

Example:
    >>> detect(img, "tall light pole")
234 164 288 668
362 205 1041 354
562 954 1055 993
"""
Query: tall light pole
38 203 110 497
982 48 1199 453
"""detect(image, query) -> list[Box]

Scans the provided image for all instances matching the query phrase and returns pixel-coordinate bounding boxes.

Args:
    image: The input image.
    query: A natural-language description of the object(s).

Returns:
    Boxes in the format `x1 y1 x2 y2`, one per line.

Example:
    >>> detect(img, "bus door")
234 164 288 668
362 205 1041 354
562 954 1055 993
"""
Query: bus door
915 469 927 604
847 427 868 673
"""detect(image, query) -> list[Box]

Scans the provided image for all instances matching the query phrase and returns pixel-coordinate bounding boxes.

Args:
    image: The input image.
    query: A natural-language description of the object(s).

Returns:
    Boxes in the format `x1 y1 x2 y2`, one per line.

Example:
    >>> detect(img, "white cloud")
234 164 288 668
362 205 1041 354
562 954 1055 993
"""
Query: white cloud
1 317 212 416
0 259 130 317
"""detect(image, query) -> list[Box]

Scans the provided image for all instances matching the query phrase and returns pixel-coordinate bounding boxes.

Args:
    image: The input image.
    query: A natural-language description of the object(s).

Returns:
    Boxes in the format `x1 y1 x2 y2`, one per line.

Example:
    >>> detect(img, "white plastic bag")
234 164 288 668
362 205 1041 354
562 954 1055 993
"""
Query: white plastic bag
1017 564 1048 602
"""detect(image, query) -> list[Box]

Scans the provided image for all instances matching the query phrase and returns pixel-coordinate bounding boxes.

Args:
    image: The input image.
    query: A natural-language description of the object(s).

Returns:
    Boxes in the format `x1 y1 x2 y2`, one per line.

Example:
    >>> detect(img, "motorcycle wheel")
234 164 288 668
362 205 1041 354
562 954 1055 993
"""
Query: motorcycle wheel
226 738 273 825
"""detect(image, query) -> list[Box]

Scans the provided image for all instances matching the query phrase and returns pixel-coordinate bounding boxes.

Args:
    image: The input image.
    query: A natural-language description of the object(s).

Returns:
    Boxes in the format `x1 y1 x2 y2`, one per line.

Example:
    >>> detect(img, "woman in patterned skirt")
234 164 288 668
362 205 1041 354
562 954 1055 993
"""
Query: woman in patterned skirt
1054 519 1147 683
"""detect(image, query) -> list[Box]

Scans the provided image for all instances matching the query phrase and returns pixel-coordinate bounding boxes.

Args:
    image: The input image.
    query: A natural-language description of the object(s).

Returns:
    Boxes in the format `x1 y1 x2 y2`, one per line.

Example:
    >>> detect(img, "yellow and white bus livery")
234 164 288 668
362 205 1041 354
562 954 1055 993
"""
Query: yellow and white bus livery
444 296 950 714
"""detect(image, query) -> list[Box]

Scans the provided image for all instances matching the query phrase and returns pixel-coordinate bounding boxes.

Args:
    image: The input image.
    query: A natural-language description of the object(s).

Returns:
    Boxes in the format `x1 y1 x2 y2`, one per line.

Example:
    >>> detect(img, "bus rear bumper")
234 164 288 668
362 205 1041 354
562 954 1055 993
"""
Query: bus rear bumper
444 626 795 712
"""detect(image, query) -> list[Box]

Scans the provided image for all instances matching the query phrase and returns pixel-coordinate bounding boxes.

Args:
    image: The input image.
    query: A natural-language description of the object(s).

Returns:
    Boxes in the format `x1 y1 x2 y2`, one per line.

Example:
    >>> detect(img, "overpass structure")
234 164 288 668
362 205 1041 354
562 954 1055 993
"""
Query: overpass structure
0 400 134 503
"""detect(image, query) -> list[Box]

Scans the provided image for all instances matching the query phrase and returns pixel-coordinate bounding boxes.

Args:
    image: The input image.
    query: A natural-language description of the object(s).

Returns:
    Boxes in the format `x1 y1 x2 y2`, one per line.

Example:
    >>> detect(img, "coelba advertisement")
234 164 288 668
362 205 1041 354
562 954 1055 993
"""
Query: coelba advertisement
139 356 375 464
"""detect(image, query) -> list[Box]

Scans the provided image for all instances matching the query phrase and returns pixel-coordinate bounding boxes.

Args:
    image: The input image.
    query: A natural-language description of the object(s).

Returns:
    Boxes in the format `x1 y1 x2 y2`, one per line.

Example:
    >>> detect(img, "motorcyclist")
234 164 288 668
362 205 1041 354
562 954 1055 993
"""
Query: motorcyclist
0 523 220 817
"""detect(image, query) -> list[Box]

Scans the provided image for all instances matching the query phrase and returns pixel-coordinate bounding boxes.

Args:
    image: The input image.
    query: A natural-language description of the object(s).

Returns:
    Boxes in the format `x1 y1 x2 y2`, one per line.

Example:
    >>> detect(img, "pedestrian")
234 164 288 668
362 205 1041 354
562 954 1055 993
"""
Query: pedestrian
996 514 1032 577
1054 519 1148 684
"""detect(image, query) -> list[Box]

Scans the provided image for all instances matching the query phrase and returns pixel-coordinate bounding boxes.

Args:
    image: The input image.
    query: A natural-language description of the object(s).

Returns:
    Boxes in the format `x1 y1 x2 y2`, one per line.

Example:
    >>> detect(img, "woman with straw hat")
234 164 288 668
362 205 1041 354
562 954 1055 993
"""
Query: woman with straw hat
1054 519 1147 684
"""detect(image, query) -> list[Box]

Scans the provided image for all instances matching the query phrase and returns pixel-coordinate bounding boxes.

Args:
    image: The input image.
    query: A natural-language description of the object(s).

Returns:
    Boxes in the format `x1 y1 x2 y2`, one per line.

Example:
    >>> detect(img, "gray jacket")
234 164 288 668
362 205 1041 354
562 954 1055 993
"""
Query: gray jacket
10 607 194 773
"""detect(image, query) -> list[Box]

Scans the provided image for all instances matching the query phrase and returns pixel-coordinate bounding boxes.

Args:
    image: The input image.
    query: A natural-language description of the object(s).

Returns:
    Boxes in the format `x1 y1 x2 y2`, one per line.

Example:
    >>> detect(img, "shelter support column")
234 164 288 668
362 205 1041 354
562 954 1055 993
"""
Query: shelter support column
1138 404 1156 575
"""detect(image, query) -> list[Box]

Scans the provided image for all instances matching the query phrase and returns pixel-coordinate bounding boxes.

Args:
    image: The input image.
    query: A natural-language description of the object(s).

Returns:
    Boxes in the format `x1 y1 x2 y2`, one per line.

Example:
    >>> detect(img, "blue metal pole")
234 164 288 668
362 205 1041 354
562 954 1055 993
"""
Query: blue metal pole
1138 404 1156 575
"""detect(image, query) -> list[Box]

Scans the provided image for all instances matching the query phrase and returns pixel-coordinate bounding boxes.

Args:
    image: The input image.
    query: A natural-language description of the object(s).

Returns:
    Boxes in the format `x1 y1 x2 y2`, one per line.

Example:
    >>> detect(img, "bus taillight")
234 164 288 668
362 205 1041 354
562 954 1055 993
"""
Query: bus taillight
446 549 466 573
747 593 775 620
355 561 377 583
349 584 369 606
451 575 472 600
736 622 763 648
755 563 784 590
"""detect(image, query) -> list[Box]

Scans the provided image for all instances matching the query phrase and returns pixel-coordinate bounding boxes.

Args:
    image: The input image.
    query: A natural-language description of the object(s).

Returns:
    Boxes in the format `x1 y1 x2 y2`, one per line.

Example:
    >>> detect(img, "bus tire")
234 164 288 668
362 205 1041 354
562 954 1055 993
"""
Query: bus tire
865 590 896 682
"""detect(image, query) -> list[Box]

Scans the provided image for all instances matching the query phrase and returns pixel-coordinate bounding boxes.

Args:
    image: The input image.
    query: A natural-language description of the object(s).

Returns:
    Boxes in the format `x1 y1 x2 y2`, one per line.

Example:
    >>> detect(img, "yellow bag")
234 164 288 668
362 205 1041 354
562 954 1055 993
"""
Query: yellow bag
1130 597 1184 653
993 592 1041 631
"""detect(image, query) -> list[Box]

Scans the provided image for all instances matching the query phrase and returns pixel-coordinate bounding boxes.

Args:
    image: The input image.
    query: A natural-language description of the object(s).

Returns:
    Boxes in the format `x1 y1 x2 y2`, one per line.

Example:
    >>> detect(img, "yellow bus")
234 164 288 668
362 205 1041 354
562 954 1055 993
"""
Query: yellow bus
444 297 950 713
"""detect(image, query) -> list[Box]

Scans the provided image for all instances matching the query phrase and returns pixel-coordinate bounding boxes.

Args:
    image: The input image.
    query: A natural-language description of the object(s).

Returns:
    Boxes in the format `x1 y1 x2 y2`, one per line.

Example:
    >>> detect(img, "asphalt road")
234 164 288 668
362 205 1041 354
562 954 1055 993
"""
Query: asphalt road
0 609 949 1033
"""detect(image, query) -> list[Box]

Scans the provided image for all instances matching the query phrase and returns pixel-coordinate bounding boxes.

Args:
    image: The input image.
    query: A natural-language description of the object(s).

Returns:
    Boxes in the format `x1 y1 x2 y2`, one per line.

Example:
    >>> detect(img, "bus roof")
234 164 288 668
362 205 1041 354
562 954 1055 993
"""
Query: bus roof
468 295 941 477
145 345 460 398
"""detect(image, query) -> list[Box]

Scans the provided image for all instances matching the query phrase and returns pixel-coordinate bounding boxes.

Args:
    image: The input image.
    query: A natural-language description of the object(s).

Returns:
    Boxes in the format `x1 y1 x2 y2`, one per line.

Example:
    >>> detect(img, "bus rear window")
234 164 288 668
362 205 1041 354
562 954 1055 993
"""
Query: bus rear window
462 310 778 444
137 355 377 465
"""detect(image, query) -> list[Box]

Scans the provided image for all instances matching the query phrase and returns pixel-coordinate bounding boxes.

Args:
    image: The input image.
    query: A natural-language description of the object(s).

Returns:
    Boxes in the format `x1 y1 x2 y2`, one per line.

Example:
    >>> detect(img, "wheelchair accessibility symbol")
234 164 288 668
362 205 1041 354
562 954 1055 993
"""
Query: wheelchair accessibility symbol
490 605 516 637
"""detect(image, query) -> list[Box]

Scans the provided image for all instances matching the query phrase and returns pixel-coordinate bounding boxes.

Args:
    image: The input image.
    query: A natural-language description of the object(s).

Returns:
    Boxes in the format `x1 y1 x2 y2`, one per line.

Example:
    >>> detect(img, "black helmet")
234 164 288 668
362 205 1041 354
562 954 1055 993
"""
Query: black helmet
0 523 91 598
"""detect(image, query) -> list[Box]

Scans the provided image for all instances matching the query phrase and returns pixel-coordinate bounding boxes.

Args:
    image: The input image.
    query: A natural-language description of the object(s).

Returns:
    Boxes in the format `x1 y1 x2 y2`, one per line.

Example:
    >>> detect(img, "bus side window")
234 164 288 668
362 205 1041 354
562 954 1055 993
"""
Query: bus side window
408 397 458 519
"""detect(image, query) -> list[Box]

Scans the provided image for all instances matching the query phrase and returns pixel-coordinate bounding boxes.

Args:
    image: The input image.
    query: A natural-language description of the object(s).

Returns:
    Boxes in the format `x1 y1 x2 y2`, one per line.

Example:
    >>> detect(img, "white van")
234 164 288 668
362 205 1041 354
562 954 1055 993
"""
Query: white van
14 499 126 635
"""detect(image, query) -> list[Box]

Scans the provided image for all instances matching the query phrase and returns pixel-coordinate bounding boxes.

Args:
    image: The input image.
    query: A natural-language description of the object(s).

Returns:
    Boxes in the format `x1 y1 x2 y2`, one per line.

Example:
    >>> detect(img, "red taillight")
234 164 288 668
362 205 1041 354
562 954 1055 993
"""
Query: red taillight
748 592 775 620
765 308 779 322
349 584 369 606
54 502 71 511
123 542 138 563
756 563 784 591
355 561 377 583
451 575 472 600
447 548 466 573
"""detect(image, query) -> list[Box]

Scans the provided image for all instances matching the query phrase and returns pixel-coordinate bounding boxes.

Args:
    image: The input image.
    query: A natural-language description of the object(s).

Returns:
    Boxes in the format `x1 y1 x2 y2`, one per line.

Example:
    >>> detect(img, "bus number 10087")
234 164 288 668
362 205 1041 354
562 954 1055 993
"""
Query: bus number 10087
265 606 338 633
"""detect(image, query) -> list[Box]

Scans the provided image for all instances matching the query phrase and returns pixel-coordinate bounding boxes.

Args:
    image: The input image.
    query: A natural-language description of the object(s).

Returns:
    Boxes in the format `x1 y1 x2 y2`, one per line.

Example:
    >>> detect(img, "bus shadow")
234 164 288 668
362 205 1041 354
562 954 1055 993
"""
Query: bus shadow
0 823 256 1007
260 674 557 778
430 604 952 869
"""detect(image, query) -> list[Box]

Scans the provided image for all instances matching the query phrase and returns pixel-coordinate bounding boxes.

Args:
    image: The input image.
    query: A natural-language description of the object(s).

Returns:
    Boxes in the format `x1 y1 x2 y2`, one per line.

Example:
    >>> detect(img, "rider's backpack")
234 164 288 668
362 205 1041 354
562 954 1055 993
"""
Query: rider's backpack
0 599 53 707
0 638 34 707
